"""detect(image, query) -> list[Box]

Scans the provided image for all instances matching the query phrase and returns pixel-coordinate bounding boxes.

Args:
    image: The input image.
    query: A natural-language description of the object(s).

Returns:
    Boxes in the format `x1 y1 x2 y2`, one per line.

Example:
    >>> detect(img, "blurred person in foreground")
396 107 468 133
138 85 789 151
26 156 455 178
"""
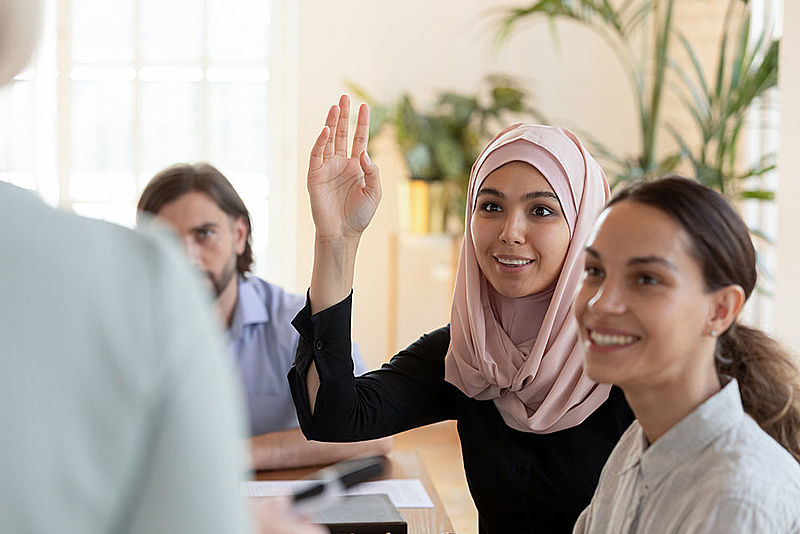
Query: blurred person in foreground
0 1 323 532
138 163 391 470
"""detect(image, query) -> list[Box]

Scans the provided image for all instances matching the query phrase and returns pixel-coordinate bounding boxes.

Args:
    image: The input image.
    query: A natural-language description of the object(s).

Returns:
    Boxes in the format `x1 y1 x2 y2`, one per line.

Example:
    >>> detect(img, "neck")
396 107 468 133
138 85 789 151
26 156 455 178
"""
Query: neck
623 348 721 444
215 274 239 328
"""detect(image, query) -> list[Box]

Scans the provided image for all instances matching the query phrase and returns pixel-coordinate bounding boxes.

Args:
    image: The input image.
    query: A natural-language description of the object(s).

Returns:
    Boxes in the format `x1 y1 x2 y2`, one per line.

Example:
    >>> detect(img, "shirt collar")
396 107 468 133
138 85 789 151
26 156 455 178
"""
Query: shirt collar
625 378 743 487
227 275 270 341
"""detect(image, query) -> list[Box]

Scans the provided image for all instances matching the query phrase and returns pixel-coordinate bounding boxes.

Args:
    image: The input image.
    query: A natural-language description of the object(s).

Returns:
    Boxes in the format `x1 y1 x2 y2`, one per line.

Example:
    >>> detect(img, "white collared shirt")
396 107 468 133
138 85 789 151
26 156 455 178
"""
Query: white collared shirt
574 379 800 533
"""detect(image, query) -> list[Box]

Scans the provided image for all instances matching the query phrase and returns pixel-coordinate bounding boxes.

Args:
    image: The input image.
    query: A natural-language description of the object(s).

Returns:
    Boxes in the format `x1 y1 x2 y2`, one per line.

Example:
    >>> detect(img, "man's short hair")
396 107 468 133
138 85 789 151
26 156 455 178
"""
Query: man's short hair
138 163 254 275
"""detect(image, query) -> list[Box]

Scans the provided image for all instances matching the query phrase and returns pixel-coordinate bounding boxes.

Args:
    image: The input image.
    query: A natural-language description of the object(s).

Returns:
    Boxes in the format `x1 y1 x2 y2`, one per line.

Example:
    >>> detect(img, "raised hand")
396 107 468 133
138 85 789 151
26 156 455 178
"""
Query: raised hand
307 95 382 241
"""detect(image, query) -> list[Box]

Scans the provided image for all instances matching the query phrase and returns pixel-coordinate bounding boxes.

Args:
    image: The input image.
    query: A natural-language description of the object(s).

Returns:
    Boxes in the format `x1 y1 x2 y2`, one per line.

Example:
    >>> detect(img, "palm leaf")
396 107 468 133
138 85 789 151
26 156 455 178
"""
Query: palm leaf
675 32 710 101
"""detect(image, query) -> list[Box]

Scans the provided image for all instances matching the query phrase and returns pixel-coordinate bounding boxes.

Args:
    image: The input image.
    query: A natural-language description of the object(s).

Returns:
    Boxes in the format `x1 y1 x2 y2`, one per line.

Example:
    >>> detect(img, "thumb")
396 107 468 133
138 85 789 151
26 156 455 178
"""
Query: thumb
360 150 381 198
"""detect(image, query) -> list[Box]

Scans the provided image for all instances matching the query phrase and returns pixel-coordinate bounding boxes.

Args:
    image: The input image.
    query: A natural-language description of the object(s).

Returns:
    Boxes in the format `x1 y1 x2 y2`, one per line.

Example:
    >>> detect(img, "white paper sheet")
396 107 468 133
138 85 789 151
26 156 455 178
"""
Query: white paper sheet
241 478 434 508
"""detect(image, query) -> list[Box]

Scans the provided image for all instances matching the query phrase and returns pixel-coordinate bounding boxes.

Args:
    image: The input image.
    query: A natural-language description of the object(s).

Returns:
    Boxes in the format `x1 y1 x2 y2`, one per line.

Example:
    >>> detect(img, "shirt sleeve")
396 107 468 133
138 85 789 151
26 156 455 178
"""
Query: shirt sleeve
572 504 591 533
125 238 251 534
288 292 457 442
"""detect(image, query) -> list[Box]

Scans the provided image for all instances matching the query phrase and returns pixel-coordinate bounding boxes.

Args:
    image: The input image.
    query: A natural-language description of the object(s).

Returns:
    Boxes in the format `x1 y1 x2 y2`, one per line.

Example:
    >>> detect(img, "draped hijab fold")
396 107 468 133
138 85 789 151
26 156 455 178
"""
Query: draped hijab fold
444 123 611 433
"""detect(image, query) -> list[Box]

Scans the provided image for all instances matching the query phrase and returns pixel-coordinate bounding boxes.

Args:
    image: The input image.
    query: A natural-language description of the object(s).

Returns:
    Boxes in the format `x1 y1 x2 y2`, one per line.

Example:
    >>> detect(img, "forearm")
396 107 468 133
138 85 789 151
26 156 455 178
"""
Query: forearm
248 427 392 471
308 235 360 314
306 235 359 408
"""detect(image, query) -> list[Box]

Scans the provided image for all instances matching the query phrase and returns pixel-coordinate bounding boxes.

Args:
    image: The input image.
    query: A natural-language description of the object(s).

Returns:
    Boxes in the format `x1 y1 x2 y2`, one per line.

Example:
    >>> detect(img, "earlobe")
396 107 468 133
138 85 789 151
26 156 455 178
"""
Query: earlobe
233 217 248 255
709 284 746 335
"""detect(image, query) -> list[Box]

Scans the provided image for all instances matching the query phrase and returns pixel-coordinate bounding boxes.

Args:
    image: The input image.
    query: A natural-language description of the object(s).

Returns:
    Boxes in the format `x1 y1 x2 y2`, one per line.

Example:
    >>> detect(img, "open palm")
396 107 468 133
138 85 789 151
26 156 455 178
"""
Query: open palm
307 95 382 240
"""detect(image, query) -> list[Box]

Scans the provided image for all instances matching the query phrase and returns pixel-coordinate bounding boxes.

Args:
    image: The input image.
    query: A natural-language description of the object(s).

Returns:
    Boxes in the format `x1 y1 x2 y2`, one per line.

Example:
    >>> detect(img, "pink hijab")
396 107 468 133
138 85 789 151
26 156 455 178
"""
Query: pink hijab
444 123 611 433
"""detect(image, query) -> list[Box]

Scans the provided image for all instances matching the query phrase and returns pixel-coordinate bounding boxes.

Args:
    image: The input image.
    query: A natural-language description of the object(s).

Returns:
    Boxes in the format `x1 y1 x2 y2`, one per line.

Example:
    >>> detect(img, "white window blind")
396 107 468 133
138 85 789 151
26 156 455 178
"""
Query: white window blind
0 0 294 284
743 0 782 331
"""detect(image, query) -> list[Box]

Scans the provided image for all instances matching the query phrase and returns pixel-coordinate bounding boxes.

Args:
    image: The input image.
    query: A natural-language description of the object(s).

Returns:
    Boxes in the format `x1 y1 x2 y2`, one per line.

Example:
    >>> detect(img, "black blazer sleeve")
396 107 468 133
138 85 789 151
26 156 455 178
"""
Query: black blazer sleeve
288 292 457 442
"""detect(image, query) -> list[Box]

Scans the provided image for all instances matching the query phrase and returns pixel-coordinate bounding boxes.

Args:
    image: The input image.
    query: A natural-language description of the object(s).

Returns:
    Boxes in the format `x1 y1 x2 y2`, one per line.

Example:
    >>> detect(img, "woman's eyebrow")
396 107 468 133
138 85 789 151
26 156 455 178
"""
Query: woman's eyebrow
476 188 558 201
584 247 677 271
523 191 559 201
627 255 678 271
476 187 503 198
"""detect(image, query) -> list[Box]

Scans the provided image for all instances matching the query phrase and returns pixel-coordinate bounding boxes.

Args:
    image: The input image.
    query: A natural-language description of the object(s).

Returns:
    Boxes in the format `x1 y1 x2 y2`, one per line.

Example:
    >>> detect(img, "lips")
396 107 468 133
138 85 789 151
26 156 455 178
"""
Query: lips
586 328 641 350
494 254 534 267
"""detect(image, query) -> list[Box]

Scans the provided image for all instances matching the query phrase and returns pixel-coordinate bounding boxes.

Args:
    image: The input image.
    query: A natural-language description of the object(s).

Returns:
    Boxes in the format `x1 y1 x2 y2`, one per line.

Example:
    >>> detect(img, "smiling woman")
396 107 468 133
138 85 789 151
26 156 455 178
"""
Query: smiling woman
573 177 800 533
471 161 570 299
288 99 635 534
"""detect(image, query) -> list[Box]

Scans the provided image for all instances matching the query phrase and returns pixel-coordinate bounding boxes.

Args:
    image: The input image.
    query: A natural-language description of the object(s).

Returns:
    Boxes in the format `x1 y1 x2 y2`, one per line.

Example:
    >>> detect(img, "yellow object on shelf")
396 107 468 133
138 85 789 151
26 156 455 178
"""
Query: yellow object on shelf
408 179 430 234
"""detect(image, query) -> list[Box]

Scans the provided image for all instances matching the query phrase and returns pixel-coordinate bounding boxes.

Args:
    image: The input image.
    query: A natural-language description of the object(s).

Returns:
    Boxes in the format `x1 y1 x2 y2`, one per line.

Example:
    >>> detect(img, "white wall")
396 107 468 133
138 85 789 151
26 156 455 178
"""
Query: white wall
284 1 634 367
285 1 800 365
775 0 800 351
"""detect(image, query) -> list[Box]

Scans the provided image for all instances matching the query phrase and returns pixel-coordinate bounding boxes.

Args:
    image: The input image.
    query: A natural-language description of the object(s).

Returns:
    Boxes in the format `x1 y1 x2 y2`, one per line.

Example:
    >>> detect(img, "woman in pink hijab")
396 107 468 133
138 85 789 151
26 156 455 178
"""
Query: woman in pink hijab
288 95 634 534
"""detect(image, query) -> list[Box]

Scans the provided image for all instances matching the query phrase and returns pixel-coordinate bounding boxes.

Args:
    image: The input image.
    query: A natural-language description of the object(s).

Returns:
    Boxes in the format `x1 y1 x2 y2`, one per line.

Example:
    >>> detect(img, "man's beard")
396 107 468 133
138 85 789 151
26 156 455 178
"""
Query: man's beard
206 255 237 298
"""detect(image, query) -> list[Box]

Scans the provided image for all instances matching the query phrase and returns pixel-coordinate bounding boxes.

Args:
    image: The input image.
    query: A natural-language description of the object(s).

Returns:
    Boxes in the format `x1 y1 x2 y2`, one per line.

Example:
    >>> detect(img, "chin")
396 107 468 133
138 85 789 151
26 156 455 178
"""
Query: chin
582 358 619 386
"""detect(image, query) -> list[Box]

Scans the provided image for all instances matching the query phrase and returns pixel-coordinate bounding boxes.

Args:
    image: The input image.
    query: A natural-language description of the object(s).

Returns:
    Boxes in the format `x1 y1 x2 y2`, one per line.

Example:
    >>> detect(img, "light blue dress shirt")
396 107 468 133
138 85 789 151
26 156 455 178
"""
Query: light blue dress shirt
226 275 367 436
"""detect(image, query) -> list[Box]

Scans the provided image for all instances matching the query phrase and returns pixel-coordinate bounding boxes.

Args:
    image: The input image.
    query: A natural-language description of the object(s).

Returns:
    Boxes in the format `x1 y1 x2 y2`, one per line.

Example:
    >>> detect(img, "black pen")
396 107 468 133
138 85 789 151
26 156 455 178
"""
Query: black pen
291 455 387 516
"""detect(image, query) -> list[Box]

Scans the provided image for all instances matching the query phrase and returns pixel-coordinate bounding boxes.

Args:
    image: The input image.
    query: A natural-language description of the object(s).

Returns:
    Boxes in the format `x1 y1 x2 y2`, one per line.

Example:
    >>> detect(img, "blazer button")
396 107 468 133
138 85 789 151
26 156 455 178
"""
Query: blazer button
314 340 324 351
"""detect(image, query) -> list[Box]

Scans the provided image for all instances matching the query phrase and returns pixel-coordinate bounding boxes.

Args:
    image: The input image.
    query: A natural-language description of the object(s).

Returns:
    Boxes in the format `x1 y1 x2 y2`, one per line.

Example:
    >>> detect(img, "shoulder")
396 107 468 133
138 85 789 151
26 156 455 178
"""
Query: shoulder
242 275 305 315
688 417 800 526
679 490 799 533
404 325 451 357
378 325 452 386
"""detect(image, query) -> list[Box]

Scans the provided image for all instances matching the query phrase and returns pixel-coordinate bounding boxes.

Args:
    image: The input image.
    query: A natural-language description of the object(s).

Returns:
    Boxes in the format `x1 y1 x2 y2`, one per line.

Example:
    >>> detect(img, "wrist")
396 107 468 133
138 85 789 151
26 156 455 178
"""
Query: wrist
314 233 360 251
309 235 359 314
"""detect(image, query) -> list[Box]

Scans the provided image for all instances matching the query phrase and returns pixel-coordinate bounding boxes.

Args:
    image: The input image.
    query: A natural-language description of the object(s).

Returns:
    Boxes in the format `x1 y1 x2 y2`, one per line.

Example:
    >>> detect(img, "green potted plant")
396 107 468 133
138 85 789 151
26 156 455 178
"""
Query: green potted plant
495 0 778 200
495 0 779 296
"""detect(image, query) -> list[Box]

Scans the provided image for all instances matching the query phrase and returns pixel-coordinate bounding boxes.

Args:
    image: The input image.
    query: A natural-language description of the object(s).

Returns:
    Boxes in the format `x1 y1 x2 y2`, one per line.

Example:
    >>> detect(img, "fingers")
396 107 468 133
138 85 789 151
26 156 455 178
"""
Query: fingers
309 126 330 172
323 105 339 161
360 150 382 199
334 94 350 157
351 103 370 157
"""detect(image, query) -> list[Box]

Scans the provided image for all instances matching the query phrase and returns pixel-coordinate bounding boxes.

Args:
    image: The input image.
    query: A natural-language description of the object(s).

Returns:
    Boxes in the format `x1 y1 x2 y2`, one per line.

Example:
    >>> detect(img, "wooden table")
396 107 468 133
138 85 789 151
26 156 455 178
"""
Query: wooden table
254 450 456 534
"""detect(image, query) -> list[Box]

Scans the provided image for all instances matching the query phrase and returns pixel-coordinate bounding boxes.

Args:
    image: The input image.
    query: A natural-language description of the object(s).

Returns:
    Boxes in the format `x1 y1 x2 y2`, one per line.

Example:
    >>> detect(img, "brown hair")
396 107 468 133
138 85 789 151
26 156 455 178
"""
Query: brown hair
137 163 254 275
608 176 800 461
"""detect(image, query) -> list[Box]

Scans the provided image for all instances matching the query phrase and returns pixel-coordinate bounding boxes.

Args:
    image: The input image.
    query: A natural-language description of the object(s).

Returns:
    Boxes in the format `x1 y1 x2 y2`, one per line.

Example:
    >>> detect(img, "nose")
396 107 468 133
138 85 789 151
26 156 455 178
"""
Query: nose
499 212 526 245
182 237 205 270
586 278 627 316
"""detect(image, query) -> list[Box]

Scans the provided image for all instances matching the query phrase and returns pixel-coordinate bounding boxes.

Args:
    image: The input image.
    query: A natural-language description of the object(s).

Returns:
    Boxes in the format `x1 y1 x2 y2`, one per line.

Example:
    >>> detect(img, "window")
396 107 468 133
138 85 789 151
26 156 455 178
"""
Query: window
742 0 782 330
0 0 295 284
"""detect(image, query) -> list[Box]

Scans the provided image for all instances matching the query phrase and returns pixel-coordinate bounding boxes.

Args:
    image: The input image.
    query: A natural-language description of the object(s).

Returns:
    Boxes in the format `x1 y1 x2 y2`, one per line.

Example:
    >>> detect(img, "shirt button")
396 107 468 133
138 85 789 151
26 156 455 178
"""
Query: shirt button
314 340 324 351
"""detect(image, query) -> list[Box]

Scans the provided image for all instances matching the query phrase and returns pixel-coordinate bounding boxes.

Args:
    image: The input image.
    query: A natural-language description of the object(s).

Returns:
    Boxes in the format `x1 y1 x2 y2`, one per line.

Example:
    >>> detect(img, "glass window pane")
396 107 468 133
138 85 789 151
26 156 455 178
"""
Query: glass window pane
71 0 135 62
141 0 203 62
69 172 136 203
208 0 271 62
72 201 136 228
248 196 269 273
0 171 37 192
208 81 268 174
140 80 201 177
70 80 134 173
0 81 35 171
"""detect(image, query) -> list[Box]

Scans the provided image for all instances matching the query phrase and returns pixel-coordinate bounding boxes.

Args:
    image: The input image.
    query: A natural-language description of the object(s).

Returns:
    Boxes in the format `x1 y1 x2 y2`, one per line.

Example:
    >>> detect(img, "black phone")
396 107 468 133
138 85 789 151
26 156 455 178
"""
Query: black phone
291 455 387 515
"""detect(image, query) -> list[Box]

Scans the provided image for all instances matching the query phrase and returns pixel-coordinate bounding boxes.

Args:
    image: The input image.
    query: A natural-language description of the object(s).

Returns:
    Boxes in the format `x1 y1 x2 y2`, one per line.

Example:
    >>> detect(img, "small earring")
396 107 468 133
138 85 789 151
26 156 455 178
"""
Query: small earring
711 329 718 337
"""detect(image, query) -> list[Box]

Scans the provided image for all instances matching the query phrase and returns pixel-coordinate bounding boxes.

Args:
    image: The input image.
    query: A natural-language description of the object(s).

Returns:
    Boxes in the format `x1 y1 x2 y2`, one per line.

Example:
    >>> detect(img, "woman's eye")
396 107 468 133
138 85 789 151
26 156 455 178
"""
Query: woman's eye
584 266 604 278
480 202 502 213
636 274 659 286
531 205 554 217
